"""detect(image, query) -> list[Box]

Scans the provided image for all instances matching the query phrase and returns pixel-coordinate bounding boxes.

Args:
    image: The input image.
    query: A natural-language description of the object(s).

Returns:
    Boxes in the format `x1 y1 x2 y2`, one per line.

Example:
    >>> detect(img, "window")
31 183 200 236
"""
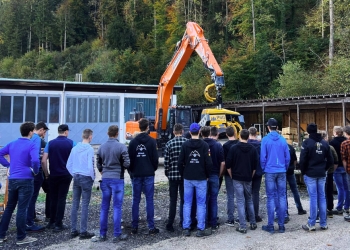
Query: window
25 96 36 122
99 98 109 122
37 97 48 122
78 98 87 123
110 99 119 122
0 96 11 123
13 96 24 123
66 98 76 122
89 98 98 122
49 97 60 123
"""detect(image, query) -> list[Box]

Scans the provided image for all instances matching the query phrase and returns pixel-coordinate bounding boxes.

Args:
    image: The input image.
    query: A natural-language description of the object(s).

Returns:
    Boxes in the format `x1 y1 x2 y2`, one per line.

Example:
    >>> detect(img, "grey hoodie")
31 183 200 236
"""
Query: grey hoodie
66 142 95 180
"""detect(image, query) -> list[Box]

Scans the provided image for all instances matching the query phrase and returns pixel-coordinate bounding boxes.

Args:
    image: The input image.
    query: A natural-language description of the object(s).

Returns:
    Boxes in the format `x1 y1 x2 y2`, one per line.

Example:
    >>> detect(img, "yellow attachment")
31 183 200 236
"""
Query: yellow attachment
204 83 216 103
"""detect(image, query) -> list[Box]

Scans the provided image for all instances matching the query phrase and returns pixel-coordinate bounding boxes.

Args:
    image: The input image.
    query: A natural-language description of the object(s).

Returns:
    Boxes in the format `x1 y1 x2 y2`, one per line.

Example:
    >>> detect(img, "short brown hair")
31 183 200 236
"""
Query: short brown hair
343 126 350 136
108 125 119 137
20 122 35 136
200 126 210 137
82 129 93 139
240 129 249 140
138 118 149 132
248 127 257 136
210 126 219 137
173 123 183 135
226 126 236 137
333 126 343 136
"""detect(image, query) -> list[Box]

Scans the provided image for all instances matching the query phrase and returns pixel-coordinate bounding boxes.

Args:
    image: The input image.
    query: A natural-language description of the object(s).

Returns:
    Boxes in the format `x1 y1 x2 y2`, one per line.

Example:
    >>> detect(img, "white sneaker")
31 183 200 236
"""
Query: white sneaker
16 236 37 245
154 215 161 221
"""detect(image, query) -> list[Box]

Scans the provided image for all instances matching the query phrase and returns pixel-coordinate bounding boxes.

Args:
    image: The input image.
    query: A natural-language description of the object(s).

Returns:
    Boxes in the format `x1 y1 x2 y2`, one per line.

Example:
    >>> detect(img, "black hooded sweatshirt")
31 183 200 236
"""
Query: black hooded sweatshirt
128 133 159 177
299 133 334 177
178 139 212 180
225 142 258 182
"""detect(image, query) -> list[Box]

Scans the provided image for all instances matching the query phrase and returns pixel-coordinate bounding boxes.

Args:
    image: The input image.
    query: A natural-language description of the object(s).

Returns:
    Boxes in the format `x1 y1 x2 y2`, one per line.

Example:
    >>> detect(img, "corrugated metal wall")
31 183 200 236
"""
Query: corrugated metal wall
124 98 156 119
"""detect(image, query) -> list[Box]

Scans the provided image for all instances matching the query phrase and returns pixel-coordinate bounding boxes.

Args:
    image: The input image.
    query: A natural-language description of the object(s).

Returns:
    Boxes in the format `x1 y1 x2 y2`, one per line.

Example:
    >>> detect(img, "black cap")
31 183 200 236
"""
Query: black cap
266 118 278 128
58 124 70 132
36 121 49 130
307 123 317 134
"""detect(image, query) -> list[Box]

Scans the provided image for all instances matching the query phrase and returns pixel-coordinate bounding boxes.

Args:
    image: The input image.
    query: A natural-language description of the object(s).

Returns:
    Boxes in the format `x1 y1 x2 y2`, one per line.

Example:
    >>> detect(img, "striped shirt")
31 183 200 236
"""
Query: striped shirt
164 136 188 180
340 139 350 173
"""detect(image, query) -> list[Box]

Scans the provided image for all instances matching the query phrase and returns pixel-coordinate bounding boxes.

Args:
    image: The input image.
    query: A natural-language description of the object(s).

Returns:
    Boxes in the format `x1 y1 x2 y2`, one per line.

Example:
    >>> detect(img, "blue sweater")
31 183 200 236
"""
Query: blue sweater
0 138 40 179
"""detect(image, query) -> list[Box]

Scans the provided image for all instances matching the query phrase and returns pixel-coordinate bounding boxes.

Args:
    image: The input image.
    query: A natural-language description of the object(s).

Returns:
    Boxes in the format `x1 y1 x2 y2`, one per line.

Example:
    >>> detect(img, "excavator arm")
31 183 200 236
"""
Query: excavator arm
155 22 224 133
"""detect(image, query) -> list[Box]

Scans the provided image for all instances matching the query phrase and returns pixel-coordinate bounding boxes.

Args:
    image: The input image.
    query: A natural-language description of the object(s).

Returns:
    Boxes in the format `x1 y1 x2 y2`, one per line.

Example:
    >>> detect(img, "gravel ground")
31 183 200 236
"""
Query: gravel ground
1 169 350 250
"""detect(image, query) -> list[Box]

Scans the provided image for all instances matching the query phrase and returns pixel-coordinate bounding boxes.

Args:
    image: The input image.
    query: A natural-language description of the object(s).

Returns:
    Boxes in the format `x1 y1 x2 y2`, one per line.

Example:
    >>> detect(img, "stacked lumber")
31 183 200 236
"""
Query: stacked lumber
282 127 297 145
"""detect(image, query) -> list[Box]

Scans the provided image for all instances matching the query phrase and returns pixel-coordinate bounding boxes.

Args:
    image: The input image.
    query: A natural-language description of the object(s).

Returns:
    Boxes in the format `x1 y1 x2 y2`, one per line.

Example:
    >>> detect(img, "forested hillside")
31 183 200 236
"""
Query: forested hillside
0 0 349 104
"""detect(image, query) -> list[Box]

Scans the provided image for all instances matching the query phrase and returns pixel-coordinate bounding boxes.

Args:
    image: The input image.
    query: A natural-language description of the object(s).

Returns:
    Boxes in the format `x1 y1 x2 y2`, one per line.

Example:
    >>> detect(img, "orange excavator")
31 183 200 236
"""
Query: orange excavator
126 22 242 152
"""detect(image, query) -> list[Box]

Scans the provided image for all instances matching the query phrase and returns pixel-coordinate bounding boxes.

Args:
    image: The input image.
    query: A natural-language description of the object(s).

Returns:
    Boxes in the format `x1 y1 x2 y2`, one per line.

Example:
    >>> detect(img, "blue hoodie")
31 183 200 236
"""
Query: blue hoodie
260 131 290 173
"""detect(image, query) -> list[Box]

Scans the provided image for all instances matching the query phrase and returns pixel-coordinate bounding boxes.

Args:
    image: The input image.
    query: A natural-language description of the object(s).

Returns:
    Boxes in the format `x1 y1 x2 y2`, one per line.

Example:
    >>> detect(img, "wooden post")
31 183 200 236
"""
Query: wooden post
297 104 300 146
262 102 265 137
343 99 346 126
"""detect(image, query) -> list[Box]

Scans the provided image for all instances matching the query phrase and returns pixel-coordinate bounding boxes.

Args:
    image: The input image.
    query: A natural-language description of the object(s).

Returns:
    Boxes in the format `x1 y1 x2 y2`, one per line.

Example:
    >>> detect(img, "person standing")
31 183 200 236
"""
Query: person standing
92 125 130 242
260 118 290 233
341 125 350 221
202 126 224 230
0 122 39 245
226 129 258 234
178 123 212 237
42 124 75 232
67 129 95 239
300 123 333 231
164 123 188 232
128 118 159 235
222 126 239 226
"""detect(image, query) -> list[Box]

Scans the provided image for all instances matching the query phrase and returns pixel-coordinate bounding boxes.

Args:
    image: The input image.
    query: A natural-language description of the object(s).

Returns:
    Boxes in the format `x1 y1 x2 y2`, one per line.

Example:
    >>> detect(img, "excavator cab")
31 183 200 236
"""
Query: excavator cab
125 102 145 140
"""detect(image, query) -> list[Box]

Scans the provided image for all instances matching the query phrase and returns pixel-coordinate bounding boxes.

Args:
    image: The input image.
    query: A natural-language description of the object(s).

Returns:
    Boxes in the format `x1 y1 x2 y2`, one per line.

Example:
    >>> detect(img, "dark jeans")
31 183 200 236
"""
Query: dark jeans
71 174 93 233
167 179 184 225
0 179 34 240
41 177 51 218
27 168 44 226
286 174 304 211
207 175 219 227
49 174 72 226
252 175 262 218
325 172 334 211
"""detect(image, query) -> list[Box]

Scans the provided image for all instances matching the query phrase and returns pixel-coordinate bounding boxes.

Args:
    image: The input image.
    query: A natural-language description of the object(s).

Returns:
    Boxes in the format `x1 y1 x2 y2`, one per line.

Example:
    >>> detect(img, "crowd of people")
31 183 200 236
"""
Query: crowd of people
0 117 349 245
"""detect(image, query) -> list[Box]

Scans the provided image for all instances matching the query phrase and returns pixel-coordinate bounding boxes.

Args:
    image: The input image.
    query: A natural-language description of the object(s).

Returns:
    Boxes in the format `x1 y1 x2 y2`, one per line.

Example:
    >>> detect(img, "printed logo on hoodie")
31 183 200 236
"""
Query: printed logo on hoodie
136 144 147 158
189 150 200 163
315 142 323 154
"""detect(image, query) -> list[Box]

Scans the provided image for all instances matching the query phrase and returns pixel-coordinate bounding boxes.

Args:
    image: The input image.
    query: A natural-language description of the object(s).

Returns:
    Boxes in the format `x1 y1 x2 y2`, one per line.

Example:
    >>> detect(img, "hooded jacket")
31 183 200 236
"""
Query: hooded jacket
223 139 239 176
299 133 334 177
330 136 346 172
128 133 159 177
260 131 290 173
66 142 95 180
226 142 258 182
203 138 224 176
178 139 212 180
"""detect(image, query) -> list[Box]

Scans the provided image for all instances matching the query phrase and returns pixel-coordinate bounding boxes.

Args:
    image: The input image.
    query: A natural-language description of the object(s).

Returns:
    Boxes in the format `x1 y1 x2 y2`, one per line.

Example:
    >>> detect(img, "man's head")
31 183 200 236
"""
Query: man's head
82 129 93 142
58 124 69 136
240 129 249 141
319 130 328 140
267 118 278 131
226 126 236 138
173 123 184 136
20 121 35 137
210 126 219 139
307 123 317 134
248 127 257 137
200 126 210 138
108 125 119 138
138 118 149 132
189 123 200 136
343 125 350 138
35 121 49 136
333 126 343 137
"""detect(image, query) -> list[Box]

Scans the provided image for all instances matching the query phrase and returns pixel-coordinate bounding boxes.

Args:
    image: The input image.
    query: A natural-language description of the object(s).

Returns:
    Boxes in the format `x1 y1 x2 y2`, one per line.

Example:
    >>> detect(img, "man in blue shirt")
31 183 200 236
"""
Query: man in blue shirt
0 122 39 245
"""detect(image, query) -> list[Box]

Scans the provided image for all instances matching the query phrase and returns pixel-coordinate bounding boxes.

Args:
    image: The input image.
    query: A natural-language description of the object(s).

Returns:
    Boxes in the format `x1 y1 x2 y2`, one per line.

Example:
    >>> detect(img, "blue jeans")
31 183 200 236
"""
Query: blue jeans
132 176 155 229
183 179 207 230
286 174 303 211
0 179 34 240
207 175 219 227
224 175 235 221
304 175 327 227
265 173 286 226
233 180 255 228
100 178 124 237
333 172 349 210
27 168 44 226
71 174 93 233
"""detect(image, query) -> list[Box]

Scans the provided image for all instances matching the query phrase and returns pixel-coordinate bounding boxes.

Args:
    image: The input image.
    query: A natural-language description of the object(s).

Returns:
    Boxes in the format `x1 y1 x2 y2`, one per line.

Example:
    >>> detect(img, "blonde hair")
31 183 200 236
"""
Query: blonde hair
333 126 343 136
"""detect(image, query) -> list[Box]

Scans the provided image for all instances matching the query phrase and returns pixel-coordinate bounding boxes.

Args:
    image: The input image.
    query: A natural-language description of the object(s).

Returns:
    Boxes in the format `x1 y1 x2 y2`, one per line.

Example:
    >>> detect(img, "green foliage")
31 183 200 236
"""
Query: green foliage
0 57 15 77
322 57 350 93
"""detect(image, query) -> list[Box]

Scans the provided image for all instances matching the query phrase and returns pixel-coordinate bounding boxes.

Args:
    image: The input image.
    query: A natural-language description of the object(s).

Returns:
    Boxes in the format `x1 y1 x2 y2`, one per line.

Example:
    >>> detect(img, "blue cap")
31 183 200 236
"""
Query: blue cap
190 123 200 133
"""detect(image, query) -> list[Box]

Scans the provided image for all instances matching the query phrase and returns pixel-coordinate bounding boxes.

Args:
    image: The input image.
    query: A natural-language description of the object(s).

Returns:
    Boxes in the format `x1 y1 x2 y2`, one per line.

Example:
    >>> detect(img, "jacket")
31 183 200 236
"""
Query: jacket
247 139 263 176
66 142 95 180
164 136 188 181
128 133 158 177
299 133 334 178
203 138 224 176
178 139 212 180
223 139 239 176
330 136 346 173
286 144 298 176
260 131 290 173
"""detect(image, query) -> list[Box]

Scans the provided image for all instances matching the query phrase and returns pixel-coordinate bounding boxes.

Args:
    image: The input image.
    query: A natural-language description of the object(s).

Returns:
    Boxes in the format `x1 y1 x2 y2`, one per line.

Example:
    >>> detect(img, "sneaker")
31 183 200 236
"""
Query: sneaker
33 217 43 223
250 223 257 230
166 224 175 232
262 225 274 233
70 230 79 238
131 228 138 234
154 215 162 221
302 224 316 231
79 232 95 239
236 227 247 234
344 215 350 222
46 223 55 229
320 225 328 230
327 210 333 218
112 234 128 242
278 225 285 233
316 218 320 223
225 220 235 227
91 235 107 242
196 229 205 237
45 217 50 223
26 224 46 232
345 209 350 214
183 229 191 237
16 236 37 245
332 209 343 215
211 224 219 231
255 216 263 222
0 237 7 243
284 217 290 224
298 209 307 215
148 228 160 235
53 225 68 232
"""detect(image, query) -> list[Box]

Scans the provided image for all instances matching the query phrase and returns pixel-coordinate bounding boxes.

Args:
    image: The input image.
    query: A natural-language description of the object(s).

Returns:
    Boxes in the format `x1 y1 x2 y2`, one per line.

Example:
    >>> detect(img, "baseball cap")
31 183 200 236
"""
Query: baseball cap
189 123 201 133
58 124 70 132
266 118 278 128
37 121 49 130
